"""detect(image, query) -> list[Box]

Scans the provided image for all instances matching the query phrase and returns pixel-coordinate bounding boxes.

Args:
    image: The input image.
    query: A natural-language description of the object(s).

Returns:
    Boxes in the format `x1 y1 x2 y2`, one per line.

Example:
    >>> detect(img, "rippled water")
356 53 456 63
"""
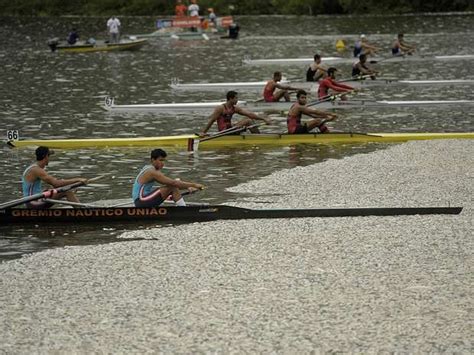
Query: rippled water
0 14 473 261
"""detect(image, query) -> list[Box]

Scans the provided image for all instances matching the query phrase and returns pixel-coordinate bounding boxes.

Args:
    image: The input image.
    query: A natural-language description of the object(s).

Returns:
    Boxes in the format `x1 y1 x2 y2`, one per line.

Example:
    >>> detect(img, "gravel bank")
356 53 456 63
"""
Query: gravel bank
0 140 472 353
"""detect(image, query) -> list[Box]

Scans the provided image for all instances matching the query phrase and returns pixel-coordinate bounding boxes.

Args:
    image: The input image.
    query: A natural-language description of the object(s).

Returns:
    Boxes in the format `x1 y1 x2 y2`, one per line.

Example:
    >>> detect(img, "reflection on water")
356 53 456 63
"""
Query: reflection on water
0 14 473 261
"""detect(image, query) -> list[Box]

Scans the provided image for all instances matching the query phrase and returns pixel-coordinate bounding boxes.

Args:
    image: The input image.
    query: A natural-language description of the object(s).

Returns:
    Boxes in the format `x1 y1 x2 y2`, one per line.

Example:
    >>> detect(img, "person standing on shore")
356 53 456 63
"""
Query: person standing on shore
175 0 187 17
107 16 121 43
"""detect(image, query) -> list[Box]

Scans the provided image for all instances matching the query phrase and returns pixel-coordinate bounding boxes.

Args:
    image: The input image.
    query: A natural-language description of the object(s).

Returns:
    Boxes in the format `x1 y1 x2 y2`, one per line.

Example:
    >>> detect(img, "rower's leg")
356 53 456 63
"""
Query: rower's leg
273 90 288 102
306 119 329 133
164 186 186 206
236 118 260 133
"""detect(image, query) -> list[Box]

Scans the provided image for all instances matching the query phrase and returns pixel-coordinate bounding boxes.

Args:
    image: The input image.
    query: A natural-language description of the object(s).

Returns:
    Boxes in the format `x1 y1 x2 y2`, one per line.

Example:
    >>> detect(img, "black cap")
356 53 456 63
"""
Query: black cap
35 146 54 161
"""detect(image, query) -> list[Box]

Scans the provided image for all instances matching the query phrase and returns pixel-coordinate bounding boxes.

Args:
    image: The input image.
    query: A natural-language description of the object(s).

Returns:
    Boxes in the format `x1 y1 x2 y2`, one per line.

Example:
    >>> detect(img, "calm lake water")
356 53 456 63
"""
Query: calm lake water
0 13 473 261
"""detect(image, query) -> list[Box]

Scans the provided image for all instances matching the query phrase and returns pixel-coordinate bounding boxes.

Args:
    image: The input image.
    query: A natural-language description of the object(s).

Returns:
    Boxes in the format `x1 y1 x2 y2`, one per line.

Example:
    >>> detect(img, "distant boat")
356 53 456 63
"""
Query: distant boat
47 38 148 53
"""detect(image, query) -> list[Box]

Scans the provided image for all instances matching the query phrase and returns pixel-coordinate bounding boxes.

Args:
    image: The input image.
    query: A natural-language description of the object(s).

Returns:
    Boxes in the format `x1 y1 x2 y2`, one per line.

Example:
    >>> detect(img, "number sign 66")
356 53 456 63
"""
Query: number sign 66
7 130 19 141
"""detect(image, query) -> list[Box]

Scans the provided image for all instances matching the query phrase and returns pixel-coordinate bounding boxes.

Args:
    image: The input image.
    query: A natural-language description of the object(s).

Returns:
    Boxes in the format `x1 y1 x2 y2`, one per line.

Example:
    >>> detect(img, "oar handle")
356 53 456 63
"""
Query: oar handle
307 90 355 107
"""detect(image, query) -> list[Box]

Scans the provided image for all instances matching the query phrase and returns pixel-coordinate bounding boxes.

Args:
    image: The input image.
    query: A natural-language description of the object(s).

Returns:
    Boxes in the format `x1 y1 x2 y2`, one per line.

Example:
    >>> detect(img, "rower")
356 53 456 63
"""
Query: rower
67 28 79 45
263 71 300 102
132 148 204 207
287 90 337 134
199 90 271 136
392 33 416 56
352 54 378 79
318 67 355 100
353 34 379 57
22 146 87 209
306 54 327 82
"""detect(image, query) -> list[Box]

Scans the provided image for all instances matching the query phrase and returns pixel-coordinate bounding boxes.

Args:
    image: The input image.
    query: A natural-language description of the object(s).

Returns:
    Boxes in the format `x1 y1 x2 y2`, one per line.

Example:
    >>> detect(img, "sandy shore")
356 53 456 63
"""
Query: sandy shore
0 140 472 353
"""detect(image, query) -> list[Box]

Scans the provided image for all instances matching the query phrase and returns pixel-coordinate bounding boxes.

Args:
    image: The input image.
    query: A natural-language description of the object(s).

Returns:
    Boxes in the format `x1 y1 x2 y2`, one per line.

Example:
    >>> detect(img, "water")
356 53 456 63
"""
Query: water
0 14 473 261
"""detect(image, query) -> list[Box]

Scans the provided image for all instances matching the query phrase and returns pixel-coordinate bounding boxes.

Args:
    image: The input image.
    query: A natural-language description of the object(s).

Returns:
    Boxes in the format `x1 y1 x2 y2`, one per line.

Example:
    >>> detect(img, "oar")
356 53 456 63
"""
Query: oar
110 188 206 208
0 174 108 210
306 89 356 108
339 74 374 83
369 56 401 64
188 123 264 152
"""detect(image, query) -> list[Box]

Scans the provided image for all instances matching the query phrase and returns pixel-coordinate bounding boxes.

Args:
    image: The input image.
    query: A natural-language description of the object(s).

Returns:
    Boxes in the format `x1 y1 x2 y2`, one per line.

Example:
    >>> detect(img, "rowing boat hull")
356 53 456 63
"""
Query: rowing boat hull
0 205 462 224
244 54 474 66
7 132 474 149
170 79 474 92
50 39 148 53
104 99 474 113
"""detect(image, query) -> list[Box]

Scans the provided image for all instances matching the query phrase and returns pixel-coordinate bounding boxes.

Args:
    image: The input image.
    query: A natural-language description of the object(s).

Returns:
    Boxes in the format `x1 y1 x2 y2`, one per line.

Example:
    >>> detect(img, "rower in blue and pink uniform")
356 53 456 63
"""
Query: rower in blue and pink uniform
287 90 337 134
22 146 87 208
199 90 271 136
132 148 204 207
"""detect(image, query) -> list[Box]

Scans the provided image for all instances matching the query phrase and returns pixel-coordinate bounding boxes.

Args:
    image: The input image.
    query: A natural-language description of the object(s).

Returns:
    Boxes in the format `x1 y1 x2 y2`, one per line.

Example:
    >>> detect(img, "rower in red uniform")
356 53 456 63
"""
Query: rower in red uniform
318 67 354 100
263 71 301 102
200 90 271 136
287 90 337 134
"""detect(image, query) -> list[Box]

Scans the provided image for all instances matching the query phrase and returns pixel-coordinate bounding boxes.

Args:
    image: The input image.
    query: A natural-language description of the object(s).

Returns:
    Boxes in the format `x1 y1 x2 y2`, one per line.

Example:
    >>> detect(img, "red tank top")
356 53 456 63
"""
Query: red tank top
286 104 303 134
217 104 235 131
263 81 276 102
318 78 331 98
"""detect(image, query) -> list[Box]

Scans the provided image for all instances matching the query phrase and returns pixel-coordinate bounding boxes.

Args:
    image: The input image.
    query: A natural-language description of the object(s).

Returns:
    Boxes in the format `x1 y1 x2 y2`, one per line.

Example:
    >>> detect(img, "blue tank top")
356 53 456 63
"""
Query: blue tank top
353 41 362 57
132 165 155 201
22 164 41 197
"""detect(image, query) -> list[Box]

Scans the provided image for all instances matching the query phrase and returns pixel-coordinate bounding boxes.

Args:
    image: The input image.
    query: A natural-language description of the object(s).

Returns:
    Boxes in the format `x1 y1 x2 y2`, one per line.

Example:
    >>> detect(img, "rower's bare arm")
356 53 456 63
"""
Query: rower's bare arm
200 107 221 135
235 107 271 124
152 171 202 190
36 168 86 188
303 107 336 120
276 83 299 91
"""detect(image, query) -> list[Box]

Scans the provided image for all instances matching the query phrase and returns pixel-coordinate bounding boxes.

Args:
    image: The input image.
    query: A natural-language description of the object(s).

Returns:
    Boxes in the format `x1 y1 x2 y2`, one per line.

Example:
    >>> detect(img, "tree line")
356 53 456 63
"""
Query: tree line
0 0 472 16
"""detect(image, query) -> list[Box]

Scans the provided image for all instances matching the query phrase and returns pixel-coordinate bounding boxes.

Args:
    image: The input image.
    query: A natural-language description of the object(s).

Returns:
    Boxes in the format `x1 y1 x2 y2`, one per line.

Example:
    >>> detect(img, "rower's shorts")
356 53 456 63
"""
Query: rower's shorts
134 189 165 208
289 124 309 134
264 95 277 102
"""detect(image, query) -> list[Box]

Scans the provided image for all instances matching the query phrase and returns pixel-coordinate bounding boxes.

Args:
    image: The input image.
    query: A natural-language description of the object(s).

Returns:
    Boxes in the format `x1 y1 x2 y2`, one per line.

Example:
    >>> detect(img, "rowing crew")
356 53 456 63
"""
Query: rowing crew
307 54 378 83
22 146 204 210
353 33 416 57
200 90 337 136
